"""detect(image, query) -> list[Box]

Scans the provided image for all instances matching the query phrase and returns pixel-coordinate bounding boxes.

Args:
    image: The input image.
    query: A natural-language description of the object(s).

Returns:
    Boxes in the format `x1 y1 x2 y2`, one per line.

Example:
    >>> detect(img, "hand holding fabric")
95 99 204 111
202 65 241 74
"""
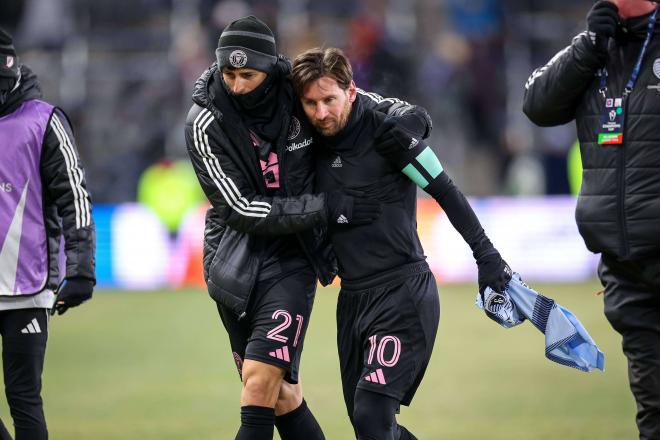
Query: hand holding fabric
476 251 512 296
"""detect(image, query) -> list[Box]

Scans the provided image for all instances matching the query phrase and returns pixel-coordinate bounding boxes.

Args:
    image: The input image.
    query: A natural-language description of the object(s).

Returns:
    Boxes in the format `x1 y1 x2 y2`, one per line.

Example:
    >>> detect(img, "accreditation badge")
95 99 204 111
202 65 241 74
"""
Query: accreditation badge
598 97 624 145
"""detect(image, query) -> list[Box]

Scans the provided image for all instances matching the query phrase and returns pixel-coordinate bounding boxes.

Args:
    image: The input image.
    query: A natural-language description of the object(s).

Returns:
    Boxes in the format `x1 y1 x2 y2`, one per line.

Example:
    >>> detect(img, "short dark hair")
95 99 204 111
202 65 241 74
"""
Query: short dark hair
291 47 353 97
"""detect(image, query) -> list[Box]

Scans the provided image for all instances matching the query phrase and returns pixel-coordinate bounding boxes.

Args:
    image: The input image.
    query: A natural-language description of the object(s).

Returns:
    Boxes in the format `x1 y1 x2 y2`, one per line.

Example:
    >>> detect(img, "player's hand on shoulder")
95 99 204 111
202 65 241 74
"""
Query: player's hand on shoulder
325 188 382 226
51 277 94 316
373 116 423 159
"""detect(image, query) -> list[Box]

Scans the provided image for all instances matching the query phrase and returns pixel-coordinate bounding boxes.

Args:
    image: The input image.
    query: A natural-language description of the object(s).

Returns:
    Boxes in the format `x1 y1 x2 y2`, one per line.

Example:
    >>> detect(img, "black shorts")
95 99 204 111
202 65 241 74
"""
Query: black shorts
337 263 440 412
217 266 317 384
0 308 49 439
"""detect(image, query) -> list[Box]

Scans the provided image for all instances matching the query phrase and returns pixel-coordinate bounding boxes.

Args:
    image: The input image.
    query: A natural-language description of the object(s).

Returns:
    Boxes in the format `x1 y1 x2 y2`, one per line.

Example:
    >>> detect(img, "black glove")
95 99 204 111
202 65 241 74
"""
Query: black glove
51 277 94 315
586 1 619 54
373 119 423 160
477 251 512 296
385 110 430 138
325 189 382 226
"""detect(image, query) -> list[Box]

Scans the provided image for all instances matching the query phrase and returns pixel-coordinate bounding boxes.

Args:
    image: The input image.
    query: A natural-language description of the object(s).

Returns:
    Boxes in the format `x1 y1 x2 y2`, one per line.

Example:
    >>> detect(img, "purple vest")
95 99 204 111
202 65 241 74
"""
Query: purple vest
0 99 54 295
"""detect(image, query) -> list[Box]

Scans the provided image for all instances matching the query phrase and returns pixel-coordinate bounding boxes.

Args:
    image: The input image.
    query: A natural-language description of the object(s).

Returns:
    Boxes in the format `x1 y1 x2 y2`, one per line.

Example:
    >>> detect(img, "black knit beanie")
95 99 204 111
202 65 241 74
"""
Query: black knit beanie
216 16 277 73
0 28 19 79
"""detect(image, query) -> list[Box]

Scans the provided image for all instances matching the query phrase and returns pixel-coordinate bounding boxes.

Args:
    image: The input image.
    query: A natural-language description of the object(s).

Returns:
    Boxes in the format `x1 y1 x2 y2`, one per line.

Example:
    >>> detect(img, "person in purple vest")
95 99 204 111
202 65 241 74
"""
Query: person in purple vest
0 29 95 440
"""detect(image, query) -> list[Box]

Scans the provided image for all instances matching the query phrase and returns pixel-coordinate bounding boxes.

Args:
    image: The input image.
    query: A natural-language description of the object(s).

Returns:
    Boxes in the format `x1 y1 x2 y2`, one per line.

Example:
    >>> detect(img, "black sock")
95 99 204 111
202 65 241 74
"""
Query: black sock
275 399 325 440
235 406 275 440
397 424 418 440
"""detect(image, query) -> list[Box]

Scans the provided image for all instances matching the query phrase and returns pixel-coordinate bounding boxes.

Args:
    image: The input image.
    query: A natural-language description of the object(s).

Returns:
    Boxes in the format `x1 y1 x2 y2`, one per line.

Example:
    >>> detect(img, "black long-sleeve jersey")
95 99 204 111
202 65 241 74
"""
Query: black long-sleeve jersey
316 94 495 283
316 96 424 281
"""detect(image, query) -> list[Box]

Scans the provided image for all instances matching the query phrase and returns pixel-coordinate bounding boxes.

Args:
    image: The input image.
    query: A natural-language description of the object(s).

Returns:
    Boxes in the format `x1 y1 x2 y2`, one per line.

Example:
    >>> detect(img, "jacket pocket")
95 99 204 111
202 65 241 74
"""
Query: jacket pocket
207 228 259 317
203 210 226 281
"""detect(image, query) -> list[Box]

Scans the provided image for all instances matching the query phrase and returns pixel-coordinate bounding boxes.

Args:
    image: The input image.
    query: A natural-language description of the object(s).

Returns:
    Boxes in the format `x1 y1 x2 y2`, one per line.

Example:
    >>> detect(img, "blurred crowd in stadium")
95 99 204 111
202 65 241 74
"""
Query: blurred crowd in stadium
0 0 591 202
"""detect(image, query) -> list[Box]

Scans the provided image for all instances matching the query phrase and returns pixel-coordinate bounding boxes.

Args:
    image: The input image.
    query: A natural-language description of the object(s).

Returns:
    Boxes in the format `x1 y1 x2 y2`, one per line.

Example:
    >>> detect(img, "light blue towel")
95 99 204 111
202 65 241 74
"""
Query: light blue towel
476 273 605 372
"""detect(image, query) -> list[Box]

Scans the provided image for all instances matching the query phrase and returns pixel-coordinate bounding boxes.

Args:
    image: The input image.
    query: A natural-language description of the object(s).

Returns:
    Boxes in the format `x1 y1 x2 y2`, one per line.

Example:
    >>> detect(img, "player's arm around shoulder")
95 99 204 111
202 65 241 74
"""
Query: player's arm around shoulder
185 104 267 229
358 88 432 139
368 108 436 178
185 104 329 236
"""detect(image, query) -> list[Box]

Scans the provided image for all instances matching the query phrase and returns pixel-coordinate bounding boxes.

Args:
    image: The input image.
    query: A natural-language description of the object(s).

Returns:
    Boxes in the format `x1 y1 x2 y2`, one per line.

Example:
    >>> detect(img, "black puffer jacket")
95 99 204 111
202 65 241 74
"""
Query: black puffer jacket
185 59 333 317
523 15 660 259
185 59 432 317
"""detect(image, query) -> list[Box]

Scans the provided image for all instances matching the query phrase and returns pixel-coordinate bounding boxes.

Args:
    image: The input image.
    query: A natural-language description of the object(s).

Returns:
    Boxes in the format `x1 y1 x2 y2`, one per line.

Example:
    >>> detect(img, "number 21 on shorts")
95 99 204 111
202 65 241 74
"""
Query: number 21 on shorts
367 334 402 367
267 309 304 347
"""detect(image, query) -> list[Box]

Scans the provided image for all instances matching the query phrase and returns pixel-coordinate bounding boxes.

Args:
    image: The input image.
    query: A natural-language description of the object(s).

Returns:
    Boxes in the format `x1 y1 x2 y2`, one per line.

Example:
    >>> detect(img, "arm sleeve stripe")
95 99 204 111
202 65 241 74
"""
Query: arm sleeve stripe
192 108 271 217
50 114 91 229
402 163 429 188
524 34 579 90
356 88 408 105
193 109 269 216
415 146 443 179
197 110 271 213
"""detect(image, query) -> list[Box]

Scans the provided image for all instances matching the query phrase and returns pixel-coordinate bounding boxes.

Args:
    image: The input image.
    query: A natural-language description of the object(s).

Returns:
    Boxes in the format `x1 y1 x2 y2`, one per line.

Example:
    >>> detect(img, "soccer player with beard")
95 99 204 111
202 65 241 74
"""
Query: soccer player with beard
291 47 512 439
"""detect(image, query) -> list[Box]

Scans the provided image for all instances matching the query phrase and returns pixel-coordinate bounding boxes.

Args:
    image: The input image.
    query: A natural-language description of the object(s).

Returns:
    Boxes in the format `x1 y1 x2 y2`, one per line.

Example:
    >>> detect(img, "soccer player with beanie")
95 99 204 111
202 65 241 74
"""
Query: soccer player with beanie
0 28 95 439
291 47 512 439
184 16 431 439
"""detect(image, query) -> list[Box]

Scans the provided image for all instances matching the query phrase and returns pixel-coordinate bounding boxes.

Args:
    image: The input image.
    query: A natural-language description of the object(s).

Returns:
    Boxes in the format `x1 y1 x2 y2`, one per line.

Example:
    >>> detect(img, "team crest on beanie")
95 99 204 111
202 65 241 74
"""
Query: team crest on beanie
216 16 277 73
229 50 248 68
0 28 19 79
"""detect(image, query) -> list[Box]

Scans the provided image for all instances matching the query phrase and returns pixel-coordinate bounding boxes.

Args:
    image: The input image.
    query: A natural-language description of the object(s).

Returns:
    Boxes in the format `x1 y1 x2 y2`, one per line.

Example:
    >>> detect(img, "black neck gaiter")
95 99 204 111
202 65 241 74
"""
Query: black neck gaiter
222 68 284 142
0 76 16 106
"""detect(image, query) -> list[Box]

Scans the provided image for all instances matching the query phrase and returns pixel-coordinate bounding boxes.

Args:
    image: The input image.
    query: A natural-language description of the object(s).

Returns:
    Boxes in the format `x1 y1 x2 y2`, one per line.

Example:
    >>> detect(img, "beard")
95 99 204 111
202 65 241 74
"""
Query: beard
312 98 352 136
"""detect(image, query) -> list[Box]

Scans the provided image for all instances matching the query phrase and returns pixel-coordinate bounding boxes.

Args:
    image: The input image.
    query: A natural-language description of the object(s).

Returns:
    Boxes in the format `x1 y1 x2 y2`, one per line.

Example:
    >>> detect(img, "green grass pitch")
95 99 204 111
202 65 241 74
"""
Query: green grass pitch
0 281 636 439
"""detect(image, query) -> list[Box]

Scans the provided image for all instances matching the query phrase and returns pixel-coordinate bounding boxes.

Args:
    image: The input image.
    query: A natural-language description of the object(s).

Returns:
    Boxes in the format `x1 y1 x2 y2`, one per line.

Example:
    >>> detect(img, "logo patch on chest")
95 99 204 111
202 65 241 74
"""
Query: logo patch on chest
653 58 660 80
287 116 301 140
331 156 342 168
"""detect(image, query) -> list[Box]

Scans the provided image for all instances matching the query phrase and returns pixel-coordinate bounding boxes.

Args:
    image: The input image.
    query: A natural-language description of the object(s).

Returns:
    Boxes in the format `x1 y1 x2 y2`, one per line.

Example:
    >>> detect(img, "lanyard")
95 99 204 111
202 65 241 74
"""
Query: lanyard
599 8 658 97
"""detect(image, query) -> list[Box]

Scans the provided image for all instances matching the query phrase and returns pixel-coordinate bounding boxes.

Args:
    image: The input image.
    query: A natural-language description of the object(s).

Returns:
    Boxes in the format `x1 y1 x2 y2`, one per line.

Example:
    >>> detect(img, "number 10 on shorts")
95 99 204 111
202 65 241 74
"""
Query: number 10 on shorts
367 334 402 367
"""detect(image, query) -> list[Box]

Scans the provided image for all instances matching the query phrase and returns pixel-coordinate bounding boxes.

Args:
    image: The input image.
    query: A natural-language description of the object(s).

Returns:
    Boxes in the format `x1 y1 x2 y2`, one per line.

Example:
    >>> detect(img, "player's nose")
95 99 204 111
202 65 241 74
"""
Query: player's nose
315 104 328 120
232 79 248 94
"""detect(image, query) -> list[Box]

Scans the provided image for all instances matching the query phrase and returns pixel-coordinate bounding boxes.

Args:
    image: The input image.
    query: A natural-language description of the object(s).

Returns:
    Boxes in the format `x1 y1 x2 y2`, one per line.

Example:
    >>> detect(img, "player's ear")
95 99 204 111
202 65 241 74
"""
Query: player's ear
348 80 357 103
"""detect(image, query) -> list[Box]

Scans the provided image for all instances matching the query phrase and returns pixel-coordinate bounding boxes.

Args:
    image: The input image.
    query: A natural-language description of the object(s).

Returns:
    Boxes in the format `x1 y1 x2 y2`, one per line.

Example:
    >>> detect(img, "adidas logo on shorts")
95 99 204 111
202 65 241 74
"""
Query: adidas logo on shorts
337 215 348 224
269 346 290 362
364 368 387 384
20 318 42 334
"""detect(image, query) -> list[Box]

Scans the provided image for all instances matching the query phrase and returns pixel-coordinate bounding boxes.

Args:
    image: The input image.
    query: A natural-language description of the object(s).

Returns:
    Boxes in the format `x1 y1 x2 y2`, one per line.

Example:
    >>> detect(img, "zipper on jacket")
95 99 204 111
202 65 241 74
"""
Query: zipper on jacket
279 111 325 279
278 111 289 194
618 96 630 258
